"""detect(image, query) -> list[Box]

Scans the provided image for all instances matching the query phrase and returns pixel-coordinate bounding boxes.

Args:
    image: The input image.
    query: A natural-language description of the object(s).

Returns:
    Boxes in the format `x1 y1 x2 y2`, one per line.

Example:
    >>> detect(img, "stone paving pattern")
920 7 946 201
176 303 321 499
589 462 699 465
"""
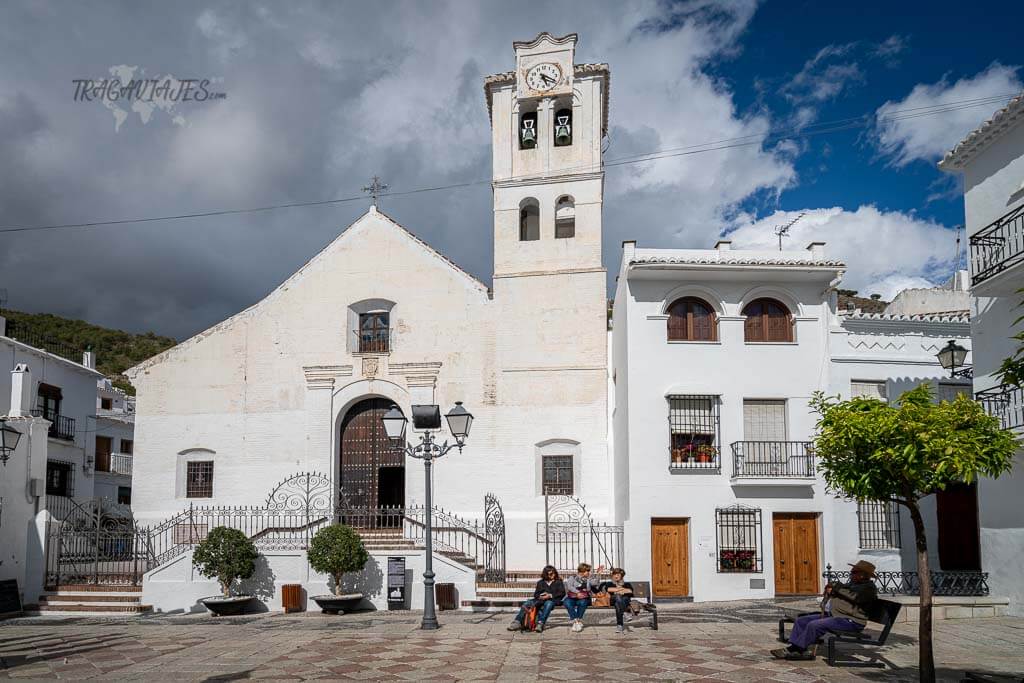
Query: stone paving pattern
1 603 1023 681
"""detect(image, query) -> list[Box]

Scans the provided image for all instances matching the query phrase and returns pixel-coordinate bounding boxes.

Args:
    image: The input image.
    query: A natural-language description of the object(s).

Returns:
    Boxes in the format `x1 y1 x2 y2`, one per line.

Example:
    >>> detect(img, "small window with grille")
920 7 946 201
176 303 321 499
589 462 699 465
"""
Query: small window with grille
542 455 573 495
669 395 720 468
857 501 901 549
357 312 390 353
716 505 763 572
186 461 214 498
46 460 74 497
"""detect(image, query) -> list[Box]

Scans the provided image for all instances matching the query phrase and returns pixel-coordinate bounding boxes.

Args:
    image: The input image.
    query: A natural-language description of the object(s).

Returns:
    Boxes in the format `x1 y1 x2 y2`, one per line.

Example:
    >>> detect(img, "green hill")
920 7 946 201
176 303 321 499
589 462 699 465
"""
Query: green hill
0 308 177 394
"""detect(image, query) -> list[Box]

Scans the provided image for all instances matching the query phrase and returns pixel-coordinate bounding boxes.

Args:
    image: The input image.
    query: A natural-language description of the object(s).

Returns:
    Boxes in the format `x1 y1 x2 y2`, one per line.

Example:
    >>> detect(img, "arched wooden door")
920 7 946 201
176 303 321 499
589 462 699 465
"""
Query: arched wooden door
339 398 405 513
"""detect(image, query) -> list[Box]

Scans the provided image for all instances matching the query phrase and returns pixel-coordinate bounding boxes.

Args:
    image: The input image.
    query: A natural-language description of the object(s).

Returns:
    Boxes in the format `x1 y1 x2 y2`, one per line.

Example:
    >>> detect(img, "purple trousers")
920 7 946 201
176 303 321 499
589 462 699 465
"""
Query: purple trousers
789 613 863 649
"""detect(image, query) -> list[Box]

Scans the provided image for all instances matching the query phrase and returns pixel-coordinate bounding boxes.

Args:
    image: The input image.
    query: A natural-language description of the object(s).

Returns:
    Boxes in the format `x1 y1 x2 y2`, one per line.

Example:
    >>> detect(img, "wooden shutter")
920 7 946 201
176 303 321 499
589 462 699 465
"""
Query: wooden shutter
743 301 764 342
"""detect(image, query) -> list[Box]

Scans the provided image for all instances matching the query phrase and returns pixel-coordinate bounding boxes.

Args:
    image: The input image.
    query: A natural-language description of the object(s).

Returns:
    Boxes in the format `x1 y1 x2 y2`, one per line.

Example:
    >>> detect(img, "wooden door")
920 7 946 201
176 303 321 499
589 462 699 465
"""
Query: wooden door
937 483 981 570
95 436 112 473
651 519 689 597
339 398 404 511
773 513 819 595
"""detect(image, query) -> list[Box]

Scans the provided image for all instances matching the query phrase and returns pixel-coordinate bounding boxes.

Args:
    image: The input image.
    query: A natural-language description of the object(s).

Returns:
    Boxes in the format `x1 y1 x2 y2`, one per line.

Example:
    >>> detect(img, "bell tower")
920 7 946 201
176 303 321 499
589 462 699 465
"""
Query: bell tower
485 32 608 277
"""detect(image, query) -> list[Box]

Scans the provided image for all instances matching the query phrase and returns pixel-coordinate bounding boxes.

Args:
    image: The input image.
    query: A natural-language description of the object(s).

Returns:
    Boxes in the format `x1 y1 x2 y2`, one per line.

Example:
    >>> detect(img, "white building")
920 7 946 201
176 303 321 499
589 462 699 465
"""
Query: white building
94 378 134 506
126 33 611 611
939 93 1024 616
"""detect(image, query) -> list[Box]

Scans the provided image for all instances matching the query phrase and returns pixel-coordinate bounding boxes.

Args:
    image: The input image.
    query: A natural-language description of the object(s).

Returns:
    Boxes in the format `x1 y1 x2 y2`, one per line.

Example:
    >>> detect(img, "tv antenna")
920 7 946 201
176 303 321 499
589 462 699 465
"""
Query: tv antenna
774 213 805 251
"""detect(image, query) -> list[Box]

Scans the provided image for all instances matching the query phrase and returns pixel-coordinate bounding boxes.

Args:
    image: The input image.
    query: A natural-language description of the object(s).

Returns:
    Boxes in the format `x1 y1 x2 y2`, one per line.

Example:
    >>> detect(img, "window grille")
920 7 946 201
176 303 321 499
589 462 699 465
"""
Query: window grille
186 461 214 498
357 312 389 353
668 395 720 469
857 501 901 549
851 381 887 400
667 298 717 342
716 505 763 572
542 455 573 495
45 460 74 497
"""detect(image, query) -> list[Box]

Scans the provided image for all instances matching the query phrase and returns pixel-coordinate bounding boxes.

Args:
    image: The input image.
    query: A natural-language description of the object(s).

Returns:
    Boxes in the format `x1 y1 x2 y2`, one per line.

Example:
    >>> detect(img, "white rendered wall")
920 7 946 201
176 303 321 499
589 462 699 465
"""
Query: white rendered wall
143 548 475 614
958 123 1024 615
0 417 49 607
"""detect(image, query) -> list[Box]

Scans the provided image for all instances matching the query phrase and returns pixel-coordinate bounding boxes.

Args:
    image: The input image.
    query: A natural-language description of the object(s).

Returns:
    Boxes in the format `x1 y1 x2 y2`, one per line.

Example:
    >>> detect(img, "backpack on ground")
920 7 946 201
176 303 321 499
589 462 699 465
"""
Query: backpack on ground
522 604 538 631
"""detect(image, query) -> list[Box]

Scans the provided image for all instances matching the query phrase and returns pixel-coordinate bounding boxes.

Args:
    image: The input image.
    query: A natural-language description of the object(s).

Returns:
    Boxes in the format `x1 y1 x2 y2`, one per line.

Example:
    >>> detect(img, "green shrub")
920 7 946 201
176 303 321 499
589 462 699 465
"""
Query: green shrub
307 524 369 596
192 527 259 597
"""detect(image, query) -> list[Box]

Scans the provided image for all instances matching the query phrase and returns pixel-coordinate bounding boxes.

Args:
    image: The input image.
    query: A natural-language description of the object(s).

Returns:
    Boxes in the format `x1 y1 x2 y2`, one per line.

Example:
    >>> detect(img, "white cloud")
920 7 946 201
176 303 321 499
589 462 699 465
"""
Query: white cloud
726 206 957 298
782 43 863 104
875 63 1022 166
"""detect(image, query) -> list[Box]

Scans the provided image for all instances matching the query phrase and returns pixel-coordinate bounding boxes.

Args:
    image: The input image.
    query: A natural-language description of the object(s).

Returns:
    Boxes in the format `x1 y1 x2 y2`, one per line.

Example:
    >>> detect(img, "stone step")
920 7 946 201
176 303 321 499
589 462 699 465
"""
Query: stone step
461 598 519 610
46 584 142 593
34 603 152 614
40 594 141 603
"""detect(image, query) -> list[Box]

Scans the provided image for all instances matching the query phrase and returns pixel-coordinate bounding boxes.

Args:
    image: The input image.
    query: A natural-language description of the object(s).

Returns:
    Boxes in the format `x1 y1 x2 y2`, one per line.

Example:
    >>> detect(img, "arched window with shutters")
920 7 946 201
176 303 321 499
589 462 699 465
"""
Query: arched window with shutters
667 297 718 342
519 198 540 241
742 298 794 342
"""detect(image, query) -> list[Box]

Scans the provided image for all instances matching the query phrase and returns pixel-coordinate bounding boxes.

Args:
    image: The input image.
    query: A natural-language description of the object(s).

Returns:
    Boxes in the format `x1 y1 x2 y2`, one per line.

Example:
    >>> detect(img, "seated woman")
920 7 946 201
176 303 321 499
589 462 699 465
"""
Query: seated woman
507 565 564 633
772 560 879 660
598 567 635 634
563 562 604 632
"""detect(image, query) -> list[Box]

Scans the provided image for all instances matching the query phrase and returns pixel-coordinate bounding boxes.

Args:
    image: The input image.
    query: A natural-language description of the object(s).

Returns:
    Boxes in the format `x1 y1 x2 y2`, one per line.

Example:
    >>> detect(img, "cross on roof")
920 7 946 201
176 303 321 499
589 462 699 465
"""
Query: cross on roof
361 176 389 208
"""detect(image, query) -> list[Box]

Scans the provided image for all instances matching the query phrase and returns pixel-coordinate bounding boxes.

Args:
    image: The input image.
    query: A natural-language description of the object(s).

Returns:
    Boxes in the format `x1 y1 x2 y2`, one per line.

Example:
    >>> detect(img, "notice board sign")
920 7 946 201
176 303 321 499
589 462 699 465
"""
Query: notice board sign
387 556 407 610
0 579 23 619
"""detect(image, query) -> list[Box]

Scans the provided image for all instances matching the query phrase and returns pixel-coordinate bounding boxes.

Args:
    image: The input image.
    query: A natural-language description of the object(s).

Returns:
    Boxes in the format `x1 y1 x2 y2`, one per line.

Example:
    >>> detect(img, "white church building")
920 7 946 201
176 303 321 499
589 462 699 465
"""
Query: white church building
112 33 1014 616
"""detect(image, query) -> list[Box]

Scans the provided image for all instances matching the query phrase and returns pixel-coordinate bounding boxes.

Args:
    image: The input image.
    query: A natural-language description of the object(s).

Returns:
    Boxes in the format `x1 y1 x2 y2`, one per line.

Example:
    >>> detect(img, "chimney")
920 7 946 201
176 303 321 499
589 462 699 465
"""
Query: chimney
0 314 6 336
10 363 32 417
82 348 96 370
622 240 636 261
714 239 732 252
806 241 826 259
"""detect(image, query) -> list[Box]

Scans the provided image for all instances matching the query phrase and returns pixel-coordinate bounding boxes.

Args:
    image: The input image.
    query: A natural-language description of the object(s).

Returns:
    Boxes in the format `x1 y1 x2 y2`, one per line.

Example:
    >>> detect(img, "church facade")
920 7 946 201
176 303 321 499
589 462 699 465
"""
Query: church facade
127 33 612 571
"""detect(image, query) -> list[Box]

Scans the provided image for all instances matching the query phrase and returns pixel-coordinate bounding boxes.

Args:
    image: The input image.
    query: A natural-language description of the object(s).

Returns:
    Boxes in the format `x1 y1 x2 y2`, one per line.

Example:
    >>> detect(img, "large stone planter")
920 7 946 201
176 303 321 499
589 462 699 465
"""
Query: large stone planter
200 595 255 617
311 593 364 615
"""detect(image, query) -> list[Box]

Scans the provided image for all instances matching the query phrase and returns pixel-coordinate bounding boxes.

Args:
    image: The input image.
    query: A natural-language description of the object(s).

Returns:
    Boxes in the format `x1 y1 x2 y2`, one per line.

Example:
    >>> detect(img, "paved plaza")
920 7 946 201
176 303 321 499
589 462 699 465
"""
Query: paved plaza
1 602 1023 682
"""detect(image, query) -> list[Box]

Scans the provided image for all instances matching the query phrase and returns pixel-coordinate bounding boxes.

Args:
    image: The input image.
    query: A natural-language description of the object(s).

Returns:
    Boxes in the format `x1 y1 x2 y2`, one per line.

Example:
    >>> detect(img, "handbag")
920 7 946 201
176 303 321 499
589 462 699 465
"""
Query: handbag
591 592 611 608
522 604 538 631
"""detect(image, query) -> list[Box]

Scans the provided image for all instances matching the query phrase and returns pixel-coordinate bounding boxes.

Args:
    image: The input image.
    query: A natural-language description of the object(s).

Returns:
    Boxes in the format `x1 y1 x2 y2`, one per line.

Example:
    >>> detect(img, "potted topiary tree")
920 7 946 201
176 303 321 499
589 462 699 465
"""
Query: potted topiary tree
192 526 260 616
308 523 369 614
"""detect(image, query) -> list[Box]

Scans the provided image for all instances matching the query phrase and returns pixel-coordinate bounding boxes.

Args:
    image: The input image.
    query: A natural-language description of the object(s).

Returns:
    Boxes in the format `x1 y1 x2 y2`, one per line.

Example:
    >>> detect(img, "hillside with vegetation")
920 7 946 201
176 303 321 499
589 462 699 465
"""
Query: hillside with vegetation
0 308 177 394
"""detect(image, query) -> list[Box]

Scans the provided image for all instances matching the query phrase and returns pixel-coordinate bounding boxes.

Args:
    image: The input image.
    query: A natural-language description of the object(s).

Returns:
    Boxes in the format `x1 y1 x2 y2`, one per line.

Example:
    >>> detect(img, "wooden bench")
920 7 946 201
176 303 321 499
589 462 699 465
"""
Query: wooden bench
544 580 658 630
777 599 901 666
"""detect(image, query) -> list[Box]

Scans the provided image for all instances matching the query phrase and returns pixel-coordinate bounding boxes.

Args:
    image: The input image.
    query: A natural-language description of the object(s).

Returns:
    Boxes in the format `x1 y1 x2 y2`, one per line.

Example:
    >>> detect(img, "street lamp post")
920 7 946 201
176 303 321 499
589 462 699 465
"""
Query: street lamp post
0 418 23 466
381 401 473 630
936 339 972 379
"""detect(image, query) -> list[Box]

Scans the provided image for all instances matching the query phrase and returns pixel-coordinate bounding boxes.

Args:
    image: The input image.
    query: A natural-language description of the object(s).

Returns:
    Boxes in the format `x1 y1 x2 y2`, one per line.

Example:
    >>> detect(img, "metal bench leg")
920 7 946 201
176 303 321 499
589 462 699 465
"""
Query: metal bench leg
778 618 787 643
826 635 836 667
651 608 658 630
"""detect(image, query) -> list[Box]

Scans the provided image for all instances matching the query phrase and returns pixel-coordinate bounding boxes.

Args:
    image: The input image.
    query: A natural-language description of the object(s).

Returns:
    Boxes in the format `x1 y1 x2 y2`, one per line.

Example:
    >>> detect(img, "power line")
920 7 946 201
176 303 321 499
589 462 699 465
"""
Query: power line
1 92 1016 236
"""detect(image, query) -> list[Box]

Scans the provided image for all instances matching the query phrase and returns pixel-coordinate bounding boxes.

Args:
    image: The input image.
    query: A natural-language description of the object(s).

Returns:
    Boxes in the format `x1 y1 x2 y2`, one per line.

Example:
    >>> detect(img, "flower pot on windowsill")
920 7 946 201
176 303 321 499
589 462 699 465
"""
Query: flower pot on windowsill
200 594 255 616
311 593 365 615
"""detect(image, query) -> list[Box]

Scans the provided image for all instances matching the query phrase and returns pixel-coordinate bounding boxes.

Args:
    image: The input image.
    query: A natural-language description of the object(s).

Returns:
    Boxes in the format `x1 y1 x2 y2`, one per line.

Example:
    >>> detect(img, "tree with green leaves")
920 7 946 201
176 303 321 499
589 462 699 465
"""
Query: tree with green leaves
810 384 1016 682
307 524 369 596
192 527 259 597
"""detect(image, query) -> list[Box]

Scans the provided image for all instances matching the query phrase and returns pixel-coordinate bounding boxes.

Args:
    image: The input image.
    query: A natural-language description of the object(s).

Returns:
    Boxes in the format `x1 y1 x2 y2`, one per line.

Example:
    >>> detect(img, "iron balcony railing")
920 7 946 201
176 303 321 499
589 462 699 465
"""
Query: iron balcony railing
731 441 815 478
31 409 76 441
351 327 392 354
976 384 1024 431
96 453 133 476
824 564 989 597
3 319 84 363
970 204 1024 285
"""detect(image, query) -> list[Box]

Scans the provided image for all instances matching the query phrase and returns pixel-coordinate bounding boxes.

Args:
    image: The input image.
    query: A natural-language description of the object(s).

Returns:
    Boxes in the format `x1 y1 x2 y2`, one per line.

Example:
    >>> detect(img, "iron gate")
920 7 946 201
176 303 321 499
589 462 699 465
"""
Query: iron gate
45 497 150 587
542 495 623 572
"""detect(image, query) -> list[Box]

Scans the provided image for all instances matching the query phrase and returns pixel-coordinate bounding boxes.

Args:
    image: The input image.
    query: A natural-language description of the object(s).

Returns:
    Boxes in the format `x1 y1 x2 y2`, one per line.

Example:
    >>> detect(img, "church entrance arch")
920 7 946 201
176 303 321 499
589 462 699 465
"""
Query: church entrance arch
339 398 405 521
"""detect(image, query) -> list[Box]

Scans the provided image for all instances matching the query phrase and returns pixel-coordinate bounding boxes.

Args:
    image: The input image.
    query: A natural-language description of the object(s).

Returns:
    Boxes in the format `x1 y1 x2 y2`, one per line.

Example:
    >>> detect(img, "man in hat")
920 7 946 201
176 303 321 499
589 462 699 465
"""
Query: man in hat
772 560 879 661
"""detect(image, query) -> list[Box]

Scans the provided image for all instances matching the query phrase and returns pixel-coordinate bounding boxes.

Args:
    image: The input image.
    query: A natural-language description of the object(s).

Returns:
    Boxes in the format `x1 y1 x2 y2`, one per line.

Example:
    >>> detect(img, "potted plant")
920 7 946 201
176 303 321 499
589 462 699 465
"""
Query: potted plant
307 523 369 614
192 526 259 616
695 444 717 464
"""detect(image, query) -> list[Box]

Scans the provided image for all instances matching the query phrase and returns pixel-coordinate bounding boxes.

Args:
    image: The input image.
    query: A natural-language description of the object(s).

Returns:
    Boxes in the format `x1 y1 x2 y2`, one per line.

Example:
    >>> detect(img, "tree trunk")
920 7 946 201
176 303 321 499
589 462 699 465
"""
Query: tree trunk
221 580 231 598
906 499 936 682
334 573 342 597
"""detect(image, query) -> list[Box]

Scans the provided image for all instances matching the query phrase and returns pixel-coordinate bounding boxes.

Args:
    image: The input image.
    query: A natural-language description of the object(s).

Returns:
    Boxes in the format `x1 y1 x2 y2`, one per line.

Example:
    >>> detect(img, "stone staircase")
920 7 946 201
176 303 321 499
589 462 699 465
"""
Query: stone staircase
30 584 152 615
461 570 537 610
356 528 483 574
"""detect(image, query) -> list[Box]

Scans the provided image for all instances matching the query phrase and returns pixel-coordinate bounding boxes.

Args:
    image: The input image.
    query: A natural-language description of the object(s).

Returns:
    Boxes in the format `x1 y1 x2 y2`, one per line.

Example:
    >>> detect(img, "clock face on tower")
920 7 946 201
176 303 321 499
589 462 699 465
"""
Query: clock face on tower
525 62 563 93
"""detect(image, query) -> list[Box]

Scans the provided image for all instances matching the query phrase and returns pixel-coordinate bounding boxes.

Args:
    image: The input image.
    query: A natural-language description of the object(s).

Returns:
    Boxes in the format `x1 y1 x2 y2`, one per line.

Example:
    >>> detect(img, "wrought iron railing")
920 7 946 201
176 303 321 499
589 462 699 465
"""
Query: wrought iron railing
404 505 489 571
110 453 133 476
669 444 720 471
976 384 1024 431
731 441 815 477
31 410 76 441
45 497 148 587
970 203 1024 285
351 327 392 354
3 319 84 363
541 495 623 574
824 564 989 596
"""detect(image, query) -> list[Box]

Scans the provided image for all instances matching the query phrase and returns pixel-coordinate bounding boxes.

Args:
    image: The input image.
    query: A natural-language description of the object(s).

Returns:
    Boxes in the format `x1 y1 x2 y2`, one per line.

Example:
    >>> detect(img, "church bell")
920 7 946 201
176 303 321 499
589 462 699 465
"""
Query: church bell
554 112 572 146
520 117 537 149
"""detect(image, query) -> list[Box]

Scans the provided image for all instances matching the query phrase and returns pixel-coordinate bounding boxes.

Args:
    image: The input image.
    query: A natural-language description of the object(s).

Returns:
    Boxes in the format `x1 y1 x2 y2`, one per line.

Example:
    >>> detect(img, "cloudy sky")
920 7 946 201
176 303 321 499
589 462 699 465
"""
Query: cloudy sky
1 0 1021 340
